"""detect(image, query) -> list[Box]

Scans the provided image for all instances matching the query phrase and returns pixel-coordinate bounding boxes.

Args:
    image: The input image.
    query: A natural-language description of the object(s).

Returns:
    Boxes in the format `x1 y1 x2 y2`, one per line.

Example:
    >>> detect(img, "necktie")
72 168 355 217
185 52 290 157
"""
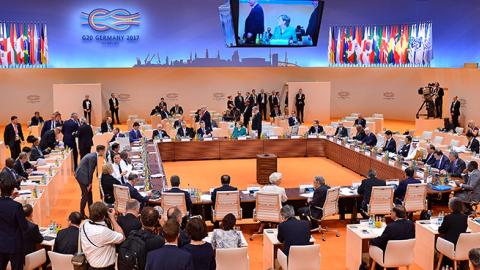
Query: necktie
51 121 55 130
118 164 125 184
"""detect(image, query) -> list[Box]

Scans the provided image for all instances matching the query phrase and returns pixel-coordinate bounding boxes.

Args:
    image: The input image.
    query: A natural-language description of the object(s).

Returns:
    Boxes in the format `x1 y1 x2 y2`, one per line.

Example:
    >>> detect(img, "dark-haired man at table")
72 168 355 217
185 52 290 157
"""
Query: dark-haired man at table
211 175 238 207
394 167 421 203
466 131 480 154
423 144 436 166
164 175 192 213
334 122 348 138
382 130 396 153
129 122 142 143
398 136 412 158
176 121 195 140
433 150 450 171
308 120 324 135
53 212 82 255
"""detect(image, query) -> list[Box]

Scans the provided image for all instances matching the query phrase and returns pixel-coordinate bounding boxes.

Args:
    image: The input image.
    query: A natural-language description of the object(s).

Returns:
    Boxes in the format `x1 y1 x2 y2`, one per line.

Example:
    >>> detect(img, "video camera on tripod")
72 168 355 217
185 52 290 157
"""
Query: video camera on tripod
416 82 441 119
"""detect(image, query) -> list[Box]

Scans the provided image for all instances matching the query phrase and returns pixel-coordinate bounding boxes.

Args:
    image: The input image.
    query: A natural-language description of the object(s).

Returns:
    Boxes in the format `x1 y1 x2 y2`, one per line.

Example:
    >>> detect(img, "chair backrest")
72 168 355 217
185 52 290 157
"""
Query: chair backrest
376 133 385 148
255 192 282 223
322 187 340 219
216 247 249 270
455 233 480 260
455 127 464 135
383 239 416 267
287 244 321 270
450 139 460 147
24 249 47 270
403 183 427 212
421 131 433 141
214 191 241 221
368 186 394 215
113 184 130 214
162 192 187 217
48 251 74 270
433 136 444 145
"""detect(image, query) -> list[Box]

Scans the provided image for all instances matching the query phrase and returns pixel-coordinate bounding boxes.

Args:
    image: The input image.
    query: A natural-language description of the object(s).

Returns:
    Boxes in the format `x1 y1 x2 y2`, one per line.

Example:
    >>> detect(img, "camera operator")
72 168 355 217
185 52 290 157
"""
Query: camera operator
434 82 444 118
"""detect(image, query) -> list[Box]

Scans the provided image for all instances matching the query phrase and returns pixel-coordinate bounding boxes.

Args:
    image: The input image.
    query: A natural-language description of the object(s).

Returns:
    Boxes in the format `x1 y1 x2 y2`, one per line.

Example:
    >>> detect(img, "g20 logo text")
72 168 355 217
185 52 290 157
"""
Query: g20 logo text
81 8 140 32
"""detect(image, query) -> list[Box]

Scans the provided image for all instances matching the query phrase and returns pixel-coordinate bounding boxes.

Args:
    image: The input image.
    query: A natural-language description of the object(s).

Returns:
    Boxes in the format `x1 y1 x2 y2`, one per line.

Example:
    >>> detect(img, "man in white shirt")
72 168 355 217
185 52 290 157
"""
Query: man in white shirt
257 172 288 202
80 202 124 270
112 153 130 185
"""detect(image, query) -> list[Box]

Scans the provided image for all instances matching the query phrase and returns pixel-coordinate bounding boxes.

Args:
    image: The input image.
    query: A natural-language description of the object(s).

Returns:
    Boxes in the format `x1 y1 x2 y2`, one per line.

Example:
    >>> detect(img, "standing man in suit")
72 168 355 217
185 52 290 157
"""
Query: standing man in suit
394 167 421 203
306 0 320 38
159 97 168 111
211 175 238 207
251 89 257 105
251 106 262 138
382 130 396 153
109 93 120 124
0 176 29 270
299 176 330 223
199 106 212 130
466 131 480 154
53 212 81 255
295 89 306 123
268 90 279 117
257 89 268 120
443 151 466 177
41 112 58 137
82 95 92 124
450 96 461 129
334 122 348 138
234 92 245 112
357 169 386 218
370 205 415 251
242 100 253 129
435 83 444 119
29 112 44 127
78 118 94 159
62 113 80 170
164 175 192 213
455 161 480 205
243 0 264 44
75 145 106 218
4 116 24 159
277 205 311 257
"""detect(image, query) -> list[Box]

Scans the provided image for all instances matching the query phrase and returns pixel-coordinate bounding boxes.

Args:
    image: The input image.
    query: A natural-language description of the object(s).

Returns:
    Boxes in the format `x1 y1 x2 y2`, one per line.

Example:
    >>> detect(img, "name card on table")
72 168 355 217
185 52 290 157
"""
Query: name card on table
291 135 301 139
354 147 360 152
337 139 342 145
162 138 172 142
417 171 425 178
203 137 213 141
376 156 383 161
307 135 317 139
319 135 327 139
269 136 279 140
181 138 191 142
329 137 334 142
345 143 351 148
388 160 395 166
238 136 247 141
364 151 371 156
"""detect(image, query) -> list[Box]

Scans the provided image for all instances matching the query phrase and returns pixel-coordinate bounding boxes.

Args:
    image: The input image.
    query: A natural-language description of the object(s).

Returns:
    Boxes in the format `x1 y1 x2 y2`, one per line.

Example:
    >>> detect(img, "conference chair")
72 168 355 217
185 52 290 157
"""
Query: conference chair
278 244 321 270
24 249 47 270
368 186 394 216
372 113 384 118
369 239 416 270
309 187 341 241
450 139 460 148
161 192 188 218
376 133 385 148
421 131 433 141
436 232 480 270
250 192 282 240
113 184 131 214
47 251 74 270
455 127 464 135
403 183 427 216
212 190 242 222
433 136 444 145
216 247 249 270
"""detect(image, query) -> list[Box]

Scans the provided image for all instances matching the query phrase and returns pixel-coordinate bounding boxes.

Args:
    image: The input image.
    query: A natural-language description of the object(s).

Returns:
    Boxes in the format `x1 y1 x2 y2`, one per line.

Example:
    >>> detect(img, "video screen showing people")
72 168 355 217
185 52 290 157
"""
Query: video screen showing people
237 0 323 47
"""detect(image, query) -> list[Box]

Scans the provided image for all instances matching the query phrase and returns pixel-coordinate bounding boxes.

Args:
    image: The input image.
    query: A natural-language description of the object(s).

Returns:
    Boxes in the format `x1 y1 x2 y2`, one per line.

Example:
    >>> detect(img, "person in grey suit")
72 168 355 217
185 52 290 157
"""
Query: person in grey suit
75 145 106 218
455 161 480 207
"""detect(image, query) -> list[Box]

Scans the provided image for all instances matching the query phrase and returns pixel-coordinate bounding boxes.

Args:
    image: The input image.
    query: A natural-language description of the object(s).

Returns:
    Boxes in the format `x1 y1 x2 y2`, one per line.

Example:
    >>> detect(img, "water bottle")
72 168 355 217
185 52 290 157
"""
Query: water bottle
368 215 374 228
438 211 444 225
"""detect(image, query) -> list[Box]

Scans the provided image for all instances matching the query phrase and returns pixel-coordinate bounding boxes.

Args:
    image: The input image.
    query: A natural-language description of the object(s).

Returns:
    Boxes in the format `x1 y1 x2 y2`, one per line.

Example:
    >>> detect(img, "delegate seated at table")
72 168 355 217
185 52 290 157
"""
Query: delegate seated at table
196 121 212 139
125 174 151 209
405 139 421 161
334 123 348 138
397 136 412 158
53 212 82 255
129 122 143 143
466 131 479 154
369 205 415 251
423 144 436 166
163 175 192 213
393 167 421 204
433 150 450 170
231 121 247 139
308 120 323 135
100 164 121 205
442 151 466 177
298 176 329 224
357 169 386 218
438 198 468 247
257 172 288 203
455 161 480 205
352 126 366 141
176 121 195 140
272 15 297 43
362 128 377 147
277 205 311 257
382 130 396 153
153 124 170 140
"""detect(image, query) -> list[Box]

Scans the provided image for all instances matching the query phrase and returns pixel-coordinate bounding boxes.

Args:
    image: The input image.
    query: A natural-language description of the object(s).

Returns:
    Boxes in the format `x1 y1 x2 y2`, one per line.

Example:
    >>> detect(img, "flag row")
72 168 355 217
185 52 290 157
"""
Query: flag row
0 22 49 67
328 22 433 66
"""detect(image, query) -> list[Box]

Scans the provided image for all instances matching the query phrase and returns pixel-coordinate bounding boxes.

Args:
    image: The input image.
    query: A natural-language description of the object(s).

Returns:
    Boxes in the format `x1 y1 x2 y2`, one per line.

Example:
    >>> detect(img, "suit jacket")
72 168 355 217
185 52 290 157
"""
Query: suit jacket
306 7 319 38
295 93 305 107
460 169 480 202
357 177 386 208
269 95 280 108
334 127 348 138
434 155 450 170
242 105 253 124
153 130 170 140
398 143 411 157
126 182 150 207
23 220 43 255
129 129 143 143
30 145 45 161
0 167 20 188
53 225 79 255
41 120 61 137
354 118 366 128
110 133 125 143
165 187 192 212
117 213 142 237
446 158 466 177
211 184 238 207
257 93 267 106
109 97 119 111
468 138 480 154
40 129 57 151
438 211 468 245
423 153 436 166
362 133 377 147
100 122 114 133
75 152 98 185
82 99 92 111
196 127 212 138
0 197 29 254
160 110 170 120
30 116 44 126
145 245 194 270
101 173 121 204
288 117 299 127
170 106 184 115
14 160 29 179
394 177 421 201
177 127 195 139
382 138 397 153
78 124 94 151
251 113 262 135
200 111 212 130
308 125 324 135
62 119 79 148
244 4 264 39
353 130 366 141
370 219 415 251
309 185 330 219
4 123 24 147
234 96 245 111
277 217 311 256
450 100 461 116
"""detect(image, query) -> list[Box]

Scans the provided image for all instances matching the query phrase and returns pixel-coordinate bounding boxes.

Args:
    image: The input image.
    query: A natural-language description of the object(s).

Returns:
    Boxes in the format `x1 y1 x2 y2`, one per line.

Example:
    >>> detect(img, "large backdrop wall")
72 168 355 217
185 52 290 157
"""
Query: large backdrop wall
0 67 478 125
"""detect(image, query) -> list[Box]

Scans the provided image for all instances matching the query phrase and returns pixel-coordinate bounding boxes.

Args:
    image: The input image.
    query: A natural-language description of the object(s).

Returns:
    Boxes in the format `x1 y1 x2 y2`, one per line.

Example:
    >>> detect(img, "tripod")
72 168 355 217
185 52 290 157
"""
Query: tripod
416 98 435 119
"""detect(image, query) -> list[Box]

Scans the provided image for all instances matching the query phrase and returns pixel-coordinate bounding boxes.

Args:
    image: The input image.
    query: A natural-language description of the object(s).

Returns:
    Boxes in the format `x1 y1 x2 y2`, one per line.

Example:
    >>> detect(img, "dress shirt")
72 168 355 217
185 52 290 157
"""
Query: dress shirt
80 220 124 268
112 160 130 184
257 184 288 202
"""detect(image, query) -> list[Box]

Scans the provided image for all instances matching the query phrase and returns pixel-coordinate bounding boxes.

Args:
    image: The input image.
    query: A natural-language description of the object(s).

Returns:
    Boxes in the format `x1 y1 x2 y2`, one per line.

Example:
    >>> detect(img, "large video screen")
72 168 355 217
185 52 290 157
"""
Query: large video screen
231 0 324 47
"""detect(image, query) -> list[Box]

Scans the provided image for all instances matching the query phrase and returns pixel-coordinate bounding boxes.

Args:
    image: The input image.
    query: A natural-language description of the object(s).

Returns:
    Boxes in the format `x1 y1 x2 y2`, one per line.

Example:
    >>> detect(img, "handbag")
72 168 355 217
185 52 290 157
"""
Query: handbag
71 222 89 270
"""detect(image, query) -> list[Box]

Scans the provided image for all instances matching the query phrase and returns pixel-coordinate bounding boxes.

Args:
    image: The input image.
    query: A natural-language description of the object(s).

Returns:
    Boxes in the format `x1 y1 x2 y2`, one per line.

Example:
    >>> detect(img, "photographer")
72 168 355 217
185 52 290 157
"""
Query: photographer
80 202 124 270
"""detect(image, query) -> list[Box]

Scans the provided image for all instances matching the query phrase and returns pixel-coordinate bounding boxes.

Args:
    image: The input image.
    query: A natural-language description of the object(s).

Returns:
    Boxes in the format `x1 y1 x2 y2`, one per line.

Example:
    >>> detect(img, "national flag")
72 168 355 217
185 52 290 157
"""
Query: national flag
415 23 425 64
14 23 24 64
335 26 341 64
0 23 5 65
29 24 35 65
23 24 29 65
423 22 433 65
328 27 336 64
380 26 388 64
41 24 48 65
35 24 41 64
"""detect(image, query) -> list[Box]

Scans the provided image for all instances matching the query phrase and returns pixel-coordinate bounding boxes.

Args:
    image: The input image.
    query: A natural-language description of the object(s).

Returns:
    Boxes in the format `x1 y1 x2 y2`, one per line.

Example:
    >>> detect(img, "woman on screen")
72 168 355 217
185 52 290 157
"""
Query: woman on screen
272 15 297 44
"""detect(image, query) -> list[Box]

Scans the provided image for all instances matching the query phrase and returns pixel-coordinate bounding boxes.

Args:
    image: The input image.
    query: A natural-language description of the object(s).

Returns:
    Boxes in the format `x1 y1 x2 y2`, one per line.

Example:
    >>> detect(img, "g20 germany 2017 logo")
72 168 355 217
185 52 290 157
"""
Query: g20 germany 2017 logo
81 8 140 31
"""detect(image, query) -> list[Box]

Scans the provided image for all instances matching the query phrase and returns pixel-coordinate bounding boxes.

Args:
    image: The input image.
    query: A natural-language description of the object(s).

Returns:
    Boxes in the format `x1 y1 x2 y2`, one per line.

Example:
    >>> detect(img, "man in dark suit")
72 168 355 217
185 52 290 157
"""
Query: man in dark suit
100 117 114 133
153 124 170 140
257 89 268 120
398 136 412 158
145 219 194 270
129 122 143 143
308 120 324 135
354 114 367 128
433 150 450 171
277 205 311 257
370 205 415 251
40 128 60 152
299 176 330 222
176 122 195 140
159 106 170 120
28 136 45 161
394 167 421 203
242 101 253 129
435 83 444 118
22 204 43 255
288 111 300 127
62 113 80 170
4 116 24 159
196 121 212 139
234 92 245 112
444 151 466 177
29 112 44 127
109 128 125 143
0 158 24 188
466 131 480 154
14 153 31 179
250 89 257 105
382 130 396 153
438 198 468 246
117 199 142 237
75 145 105 217
362 128 377 147
199 107 212 130
423 144 436 166
306 0 320 38
78 119 94 159
125 174 151 208
53 212 81 255
251 106 262 138
211 175 238 207
243 0 264 44
0 176 29 270
164 175 192 213
82 95 92 124
166 207 190 247
109 93 120 124
170 104 184 116
159 97 168 111
334 122 348 138
41 112 61 138
295 89 306 123
450 96 461 129
357 169 386 217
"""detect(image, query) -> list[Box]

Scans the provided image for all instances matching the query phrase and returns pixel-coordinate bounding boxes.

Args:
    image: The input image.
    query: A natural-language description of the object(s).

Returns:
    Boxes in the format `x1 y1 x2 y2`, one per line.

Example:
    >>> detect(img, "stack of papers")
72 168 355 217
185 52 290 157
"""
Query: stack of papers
151 173 164 178
300 193 313 198
340 188 357 196
201 194 212 202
